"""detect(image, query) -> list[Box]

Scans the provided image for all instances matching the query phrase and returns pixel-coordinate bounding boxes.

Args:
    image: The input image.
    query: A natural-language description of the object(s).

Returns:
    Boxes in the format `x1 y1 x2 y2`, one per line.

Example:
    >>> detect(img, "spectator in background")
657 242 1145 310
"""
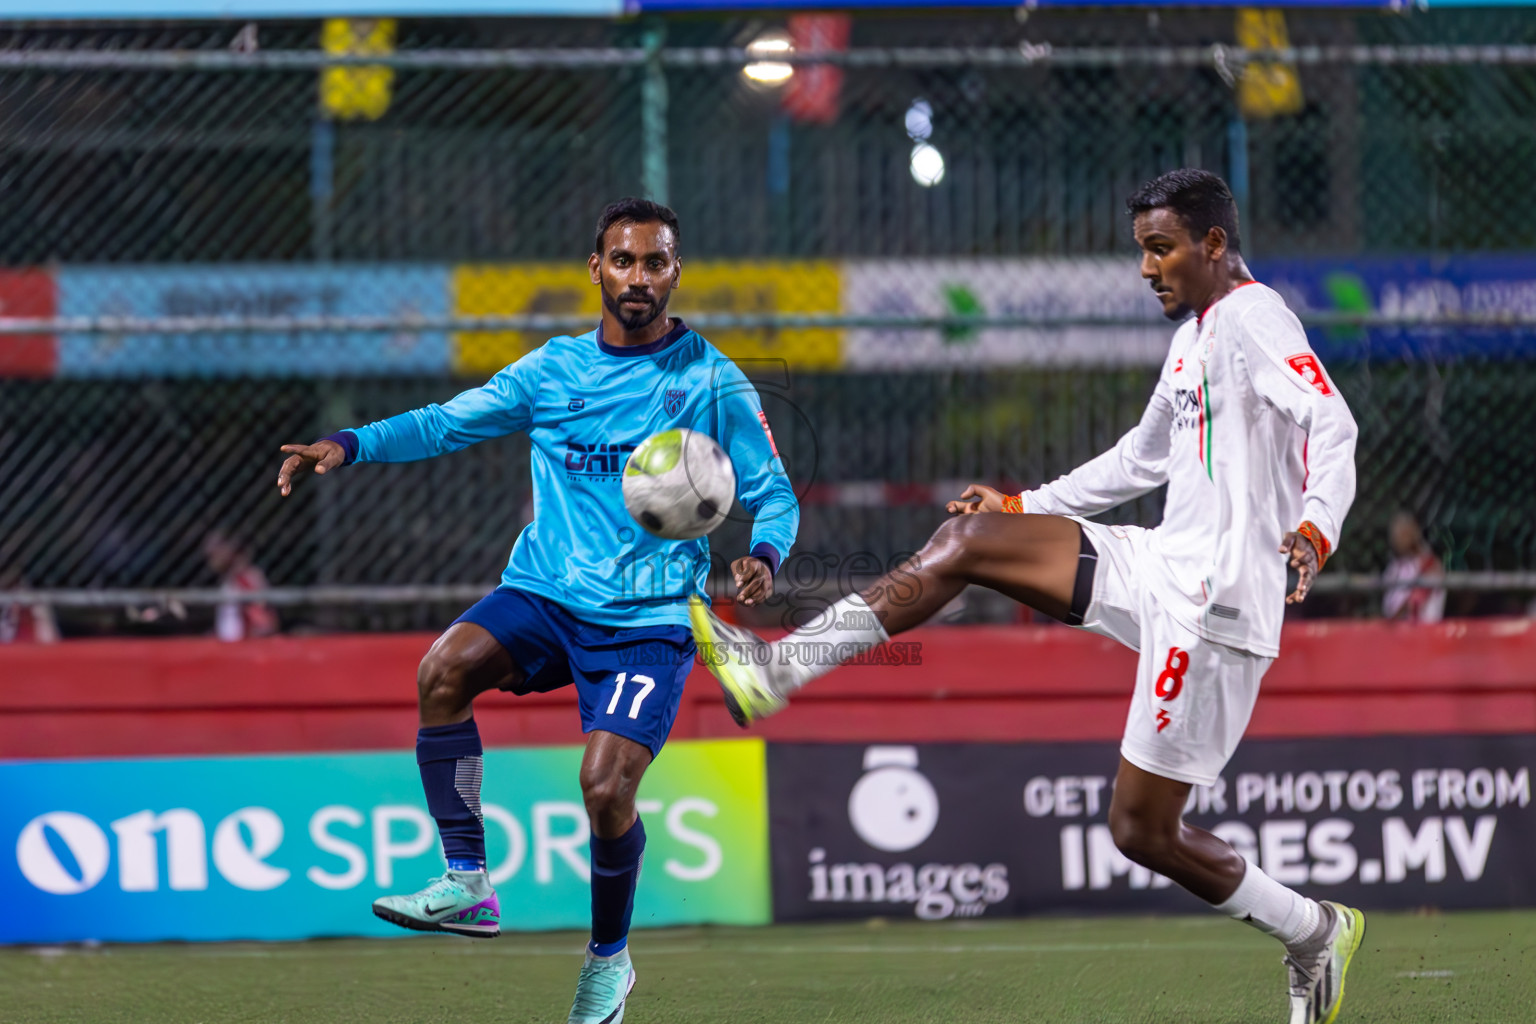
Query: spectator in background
0 568 60 644
202 530 279 641
1382 511 1446 624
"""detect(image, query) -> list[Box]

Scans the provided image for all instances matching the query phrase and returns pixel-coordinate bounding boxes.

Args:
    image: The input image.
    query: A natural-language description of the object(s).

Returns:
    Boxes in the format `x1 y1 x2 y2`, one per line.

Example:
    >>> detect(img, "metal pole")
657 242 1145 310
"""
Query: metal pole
642 25 669 206
9 572 1536 608
1 44 1534 72
1227 115 1250 251
5 310 1536 336
310 117 336 263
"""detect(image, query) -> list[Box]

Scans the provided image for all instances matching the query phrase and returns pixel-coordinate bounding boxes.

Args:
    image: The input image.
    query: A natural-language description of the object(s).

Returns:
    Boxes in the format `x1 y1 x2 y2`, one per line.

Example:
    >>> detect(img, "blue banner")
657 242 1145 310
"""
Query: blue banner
57 265 451 378
1254 255 1536 362
1 740 769 944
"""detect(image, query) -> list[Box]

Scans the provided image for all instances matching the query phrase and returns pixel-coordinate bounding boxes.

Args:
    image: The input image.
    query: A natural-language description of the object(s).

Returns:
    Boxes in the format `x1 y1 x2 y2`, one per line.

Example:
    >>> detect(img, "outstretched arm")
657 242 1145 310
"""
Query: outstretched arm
948 372 1174 517
350 354 543 463
275 352 543 496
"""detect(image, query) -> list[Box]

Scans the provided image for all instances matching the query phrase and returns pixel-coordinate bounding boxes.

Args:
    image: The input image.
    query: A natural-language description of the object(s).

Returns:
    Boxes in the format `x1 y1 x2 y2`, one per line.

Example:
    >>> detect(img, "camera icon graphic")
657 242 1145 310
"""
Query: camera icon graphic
847 745 940 853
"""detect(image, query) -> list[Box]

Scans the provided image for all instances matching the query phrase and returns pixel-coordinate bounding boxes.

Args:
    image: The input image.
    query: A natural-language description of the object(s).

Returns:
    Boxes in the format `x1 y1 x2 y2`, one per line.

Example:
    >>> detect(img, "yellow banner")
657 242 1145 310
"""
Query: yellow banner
451 261 842 376
319 18 396 122
1236 9 1304 120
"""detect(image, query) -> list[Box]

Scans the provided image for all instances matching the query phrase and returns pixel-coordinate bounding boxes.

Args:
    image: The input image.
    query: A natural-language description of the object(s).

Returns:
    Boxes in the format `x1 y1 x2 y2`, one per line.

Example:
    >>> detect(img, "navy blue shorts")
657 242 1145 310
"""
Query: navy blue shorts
455 588 694 757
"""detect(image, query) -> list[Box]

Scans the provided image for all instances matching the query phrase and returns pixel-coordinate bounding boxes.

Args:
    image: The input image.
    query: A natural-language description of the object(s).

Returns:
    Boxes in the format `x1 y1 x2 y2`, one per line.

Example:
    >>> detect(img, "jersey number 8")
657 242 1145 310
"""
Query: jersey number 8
1156 648 1189 701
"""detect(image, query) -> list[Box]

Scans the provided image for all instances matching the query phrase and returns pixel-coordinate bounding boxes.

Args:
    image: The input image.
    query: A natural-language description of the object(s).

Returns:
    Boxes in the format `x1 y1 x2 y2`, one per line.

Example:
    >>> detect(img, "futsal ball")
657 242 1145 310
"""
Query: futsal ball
622 428 735 541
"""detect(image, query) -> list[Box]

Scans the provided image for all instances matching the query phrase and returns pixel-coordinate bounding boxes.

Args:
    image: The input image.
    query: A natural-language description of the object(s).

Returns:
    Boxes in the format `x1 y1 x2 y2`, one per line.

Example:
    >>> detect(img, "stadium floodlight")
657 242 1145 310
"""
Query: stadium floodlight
743 32 794 84
910 142 945 186
905 98 933 142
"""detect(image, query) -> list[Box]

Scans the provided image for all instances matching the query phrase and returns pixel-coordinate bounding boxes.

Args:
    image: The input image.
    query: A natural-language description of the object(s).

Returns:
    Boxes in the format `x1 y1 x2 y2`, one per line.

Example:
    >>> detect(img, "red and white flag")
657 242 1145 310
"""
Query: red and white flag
783 14 851 125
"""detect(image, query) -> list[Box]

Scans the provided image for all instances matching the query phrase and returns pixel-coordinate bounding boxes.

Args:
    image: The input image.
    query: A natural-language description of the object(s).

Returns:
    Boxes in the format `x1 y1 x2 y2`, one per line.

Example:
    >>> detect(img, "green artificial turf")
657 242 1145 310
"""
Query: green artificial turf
3 910 1532 1023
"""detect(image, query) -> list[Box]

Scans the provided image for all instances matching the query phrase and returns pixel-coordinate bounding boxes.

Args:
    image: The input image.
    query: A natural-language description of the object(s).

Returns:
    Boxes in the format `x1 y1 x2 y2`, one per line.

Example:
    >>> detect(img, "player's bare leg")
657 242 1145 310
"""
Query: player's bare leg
417 621 523 726
568 730 650 1024
1110 758 1365 1023
1107 757 1246 901
580 730 652 839
863 512 1081 631
691 513 1082 724
374 622 516 937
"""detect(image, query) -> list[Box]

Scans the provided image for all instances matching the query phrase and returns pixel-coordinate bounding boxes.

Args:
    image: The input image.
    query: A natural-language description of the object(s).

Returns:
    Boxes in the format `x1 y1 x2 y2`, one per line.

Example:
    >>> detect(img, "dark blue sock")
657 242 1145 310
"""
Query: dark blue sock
416 719 485 869
589 815 646 956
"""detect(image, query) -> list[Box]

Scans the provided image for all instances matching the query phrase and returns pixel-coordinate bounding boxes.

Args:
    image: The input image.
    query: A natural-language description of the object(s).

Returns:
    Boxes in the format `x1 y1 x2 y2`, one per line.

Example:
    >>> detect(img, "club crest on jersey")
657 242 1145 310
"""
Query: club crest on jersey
664 388 687 417
1285 353 1333 396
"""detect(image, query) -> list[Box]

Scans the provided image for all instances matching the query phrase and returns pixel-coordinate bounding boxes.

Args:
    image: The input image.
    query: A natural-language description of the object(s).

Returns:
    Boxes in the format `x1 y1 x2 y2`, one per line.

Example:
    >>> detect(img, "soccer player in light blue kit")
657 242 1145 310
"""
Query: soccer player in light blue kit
276 199 798 1024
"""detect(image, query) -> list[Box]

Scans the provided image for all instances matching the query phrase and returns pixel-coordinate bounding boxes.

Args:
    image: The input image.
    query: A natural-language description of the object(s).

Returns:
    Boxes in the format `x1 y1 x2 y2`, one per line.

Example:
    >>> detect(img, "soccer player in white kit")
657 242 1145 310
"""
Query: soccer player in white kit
690 169 1365 1024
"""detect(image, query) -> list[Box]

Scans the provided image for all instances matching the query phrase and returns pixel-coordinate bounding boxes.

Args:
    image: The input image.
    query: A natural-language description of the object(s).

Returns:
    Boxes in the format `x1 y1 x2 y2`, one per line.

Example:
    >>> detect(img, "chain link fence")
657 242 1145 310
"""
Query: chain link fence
3 9 1535 633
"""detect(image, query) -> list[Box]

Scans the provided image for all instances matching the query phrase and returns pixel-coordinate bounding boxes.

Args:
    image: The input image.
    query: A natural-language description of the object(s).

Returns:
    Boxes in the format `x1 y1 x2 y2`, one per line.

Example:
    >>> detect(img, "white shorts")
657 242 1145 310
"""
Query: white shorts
1073 520 1272 787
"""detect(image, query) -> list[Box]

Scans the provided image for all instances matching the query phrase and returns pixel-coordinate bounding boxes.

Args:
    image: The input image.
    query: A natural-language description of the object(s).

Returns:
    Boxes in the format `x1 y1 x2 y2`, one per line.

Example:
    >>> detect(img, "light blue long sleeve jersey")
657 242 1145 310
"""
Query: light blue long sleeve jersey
338 320 799 629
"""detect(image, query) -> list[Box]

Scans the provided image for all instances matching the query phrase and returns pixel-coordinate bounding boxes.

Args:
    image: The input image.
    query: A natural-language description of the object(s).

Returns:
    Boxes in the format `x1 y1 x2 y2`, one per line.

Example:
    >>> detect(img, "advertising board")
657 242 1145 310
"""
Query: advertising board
4 738 769 943
769 737 1535 922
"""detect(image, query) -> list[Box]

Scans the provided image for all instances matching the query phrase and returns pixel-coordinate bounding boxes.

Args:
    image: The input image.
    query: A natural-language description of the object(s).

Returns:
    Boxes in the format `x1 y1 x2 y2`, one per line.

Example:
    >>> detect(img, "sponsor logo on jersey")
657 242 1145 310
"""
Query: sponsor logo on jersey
1172 387 1203 432
567 398 585 412
1173 377 1214 478
563 441 637 477
1286 353 1333 395
664 388 687 417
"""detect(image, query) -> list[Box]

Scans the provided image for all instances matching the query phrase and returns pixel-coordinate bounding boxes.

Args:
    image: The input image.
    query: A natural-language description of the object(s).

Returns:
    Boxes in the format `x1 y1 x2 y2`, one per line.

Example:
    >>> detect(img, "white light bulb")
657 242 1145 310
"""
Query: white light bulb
910 142 946 187
744 62 794 84
744 32 794 85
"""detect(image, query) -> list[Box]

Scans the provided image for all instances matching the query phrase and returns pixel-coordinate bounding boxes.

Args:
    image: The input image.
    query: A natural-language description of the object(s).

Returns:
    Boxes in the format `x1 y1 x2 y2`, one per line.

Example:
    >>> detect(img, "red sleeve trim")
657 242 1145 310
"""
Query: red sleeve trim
1297 521 1332 569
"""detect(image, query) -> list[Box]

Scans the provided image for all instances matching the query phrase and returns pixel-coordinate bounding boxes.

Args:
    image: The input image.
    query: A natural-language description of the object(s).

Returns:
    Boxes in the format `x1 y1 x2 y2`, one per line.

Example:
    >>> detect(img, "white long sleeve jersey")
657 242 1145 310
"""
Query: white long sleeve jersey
1019 282 1358 657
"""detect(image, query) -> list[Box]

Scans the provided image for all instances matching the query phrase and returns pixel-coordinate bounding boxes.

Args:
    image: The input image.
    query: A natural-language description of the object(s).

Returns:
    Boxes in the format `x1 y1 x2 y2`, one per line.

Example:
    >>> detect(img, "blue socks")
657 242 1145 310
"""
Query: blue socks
589 815 646 957
418 719 647 957
416 719 486 869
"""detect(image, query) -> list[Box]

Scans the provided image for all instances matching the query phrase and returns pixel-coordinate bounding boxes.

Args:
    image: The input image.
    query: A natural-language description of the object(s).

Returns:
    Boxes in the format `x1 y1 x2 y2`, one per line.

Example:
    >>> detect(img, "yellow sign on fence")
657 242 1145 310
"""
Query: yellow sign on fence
1236 9 1304 120
319 18 396 122
451 261 842 377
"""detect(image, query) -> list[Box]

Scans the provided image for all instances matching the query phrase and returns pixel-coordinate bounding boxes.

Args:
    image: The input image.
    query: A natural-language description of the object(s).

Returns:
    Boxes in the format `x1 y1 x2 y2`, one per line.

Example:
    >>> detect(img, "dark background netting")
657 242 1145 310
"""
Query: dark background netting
2 9 1532 631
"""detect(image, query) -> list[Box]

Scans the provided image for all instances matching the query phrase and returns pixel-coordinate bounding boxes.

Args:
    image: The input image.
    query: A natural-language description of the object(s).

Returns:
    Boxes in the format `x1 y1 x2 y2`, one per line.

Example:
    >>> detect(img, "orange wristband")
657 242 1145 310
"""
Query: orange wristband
1296 521 1332 568
1001 493 1025 514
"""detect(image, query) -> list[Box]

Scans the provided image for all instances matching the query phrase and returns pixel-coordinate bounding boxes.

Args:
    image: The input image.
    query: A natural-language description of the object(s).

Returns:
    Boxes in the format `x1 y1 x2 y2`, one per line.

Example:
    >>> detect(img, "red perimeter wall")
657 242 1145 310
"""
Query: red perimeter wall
2 620 1534 759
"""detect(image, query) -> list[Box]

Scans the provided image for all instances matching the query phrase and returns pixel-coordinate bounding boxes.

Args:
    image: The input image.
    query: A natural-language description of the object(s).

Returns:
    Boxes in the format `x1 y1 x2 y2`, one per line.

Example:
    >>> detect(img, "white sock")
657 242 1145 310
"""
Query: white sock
1214 861 1324 950
771 594 890 695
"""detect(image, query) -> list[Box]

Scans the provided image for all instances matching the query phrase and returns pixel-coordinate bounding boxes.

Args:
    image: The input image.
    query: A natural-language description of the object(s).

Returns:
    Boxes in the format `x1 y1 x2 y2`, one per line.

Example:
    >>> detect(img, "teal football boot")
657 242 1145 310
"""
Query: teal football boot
371 871 500 938
568 947 636 1024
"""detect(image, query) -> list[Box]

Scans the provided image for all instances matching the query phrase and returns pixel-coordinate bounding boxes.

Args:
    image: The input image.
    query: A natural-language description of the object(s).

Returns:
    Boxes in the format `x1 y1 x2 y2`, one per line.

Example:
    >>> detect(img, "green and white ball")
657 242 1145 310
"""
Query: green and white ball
622 428 736 540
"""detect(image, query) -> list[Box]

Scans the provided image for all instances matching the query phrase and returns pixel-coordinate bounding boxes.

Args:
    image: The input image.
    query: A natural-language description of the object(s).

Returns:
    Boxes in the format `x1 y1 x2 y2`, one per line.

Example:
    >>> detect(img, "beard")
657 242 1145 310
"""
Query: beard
1154 288 1193 321
603 288 668 332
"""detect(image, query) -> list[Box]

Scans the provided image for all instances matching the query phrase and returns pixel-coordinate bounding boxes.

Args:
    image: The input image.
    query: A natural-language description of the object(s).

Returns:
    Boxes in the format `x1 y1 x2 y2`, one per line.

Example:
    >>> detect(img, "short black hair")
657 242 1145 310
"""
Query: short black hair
1127 168 1241 254
594 197 680 256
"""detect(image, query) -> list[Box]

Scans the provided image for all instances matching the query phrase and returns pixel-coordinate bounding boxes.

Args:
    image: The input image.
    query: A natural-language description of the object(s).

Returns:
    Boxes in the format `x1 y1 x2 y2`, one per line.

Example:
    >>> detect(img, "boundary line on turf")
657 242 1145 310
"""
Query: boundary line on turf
160 940 1254 959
